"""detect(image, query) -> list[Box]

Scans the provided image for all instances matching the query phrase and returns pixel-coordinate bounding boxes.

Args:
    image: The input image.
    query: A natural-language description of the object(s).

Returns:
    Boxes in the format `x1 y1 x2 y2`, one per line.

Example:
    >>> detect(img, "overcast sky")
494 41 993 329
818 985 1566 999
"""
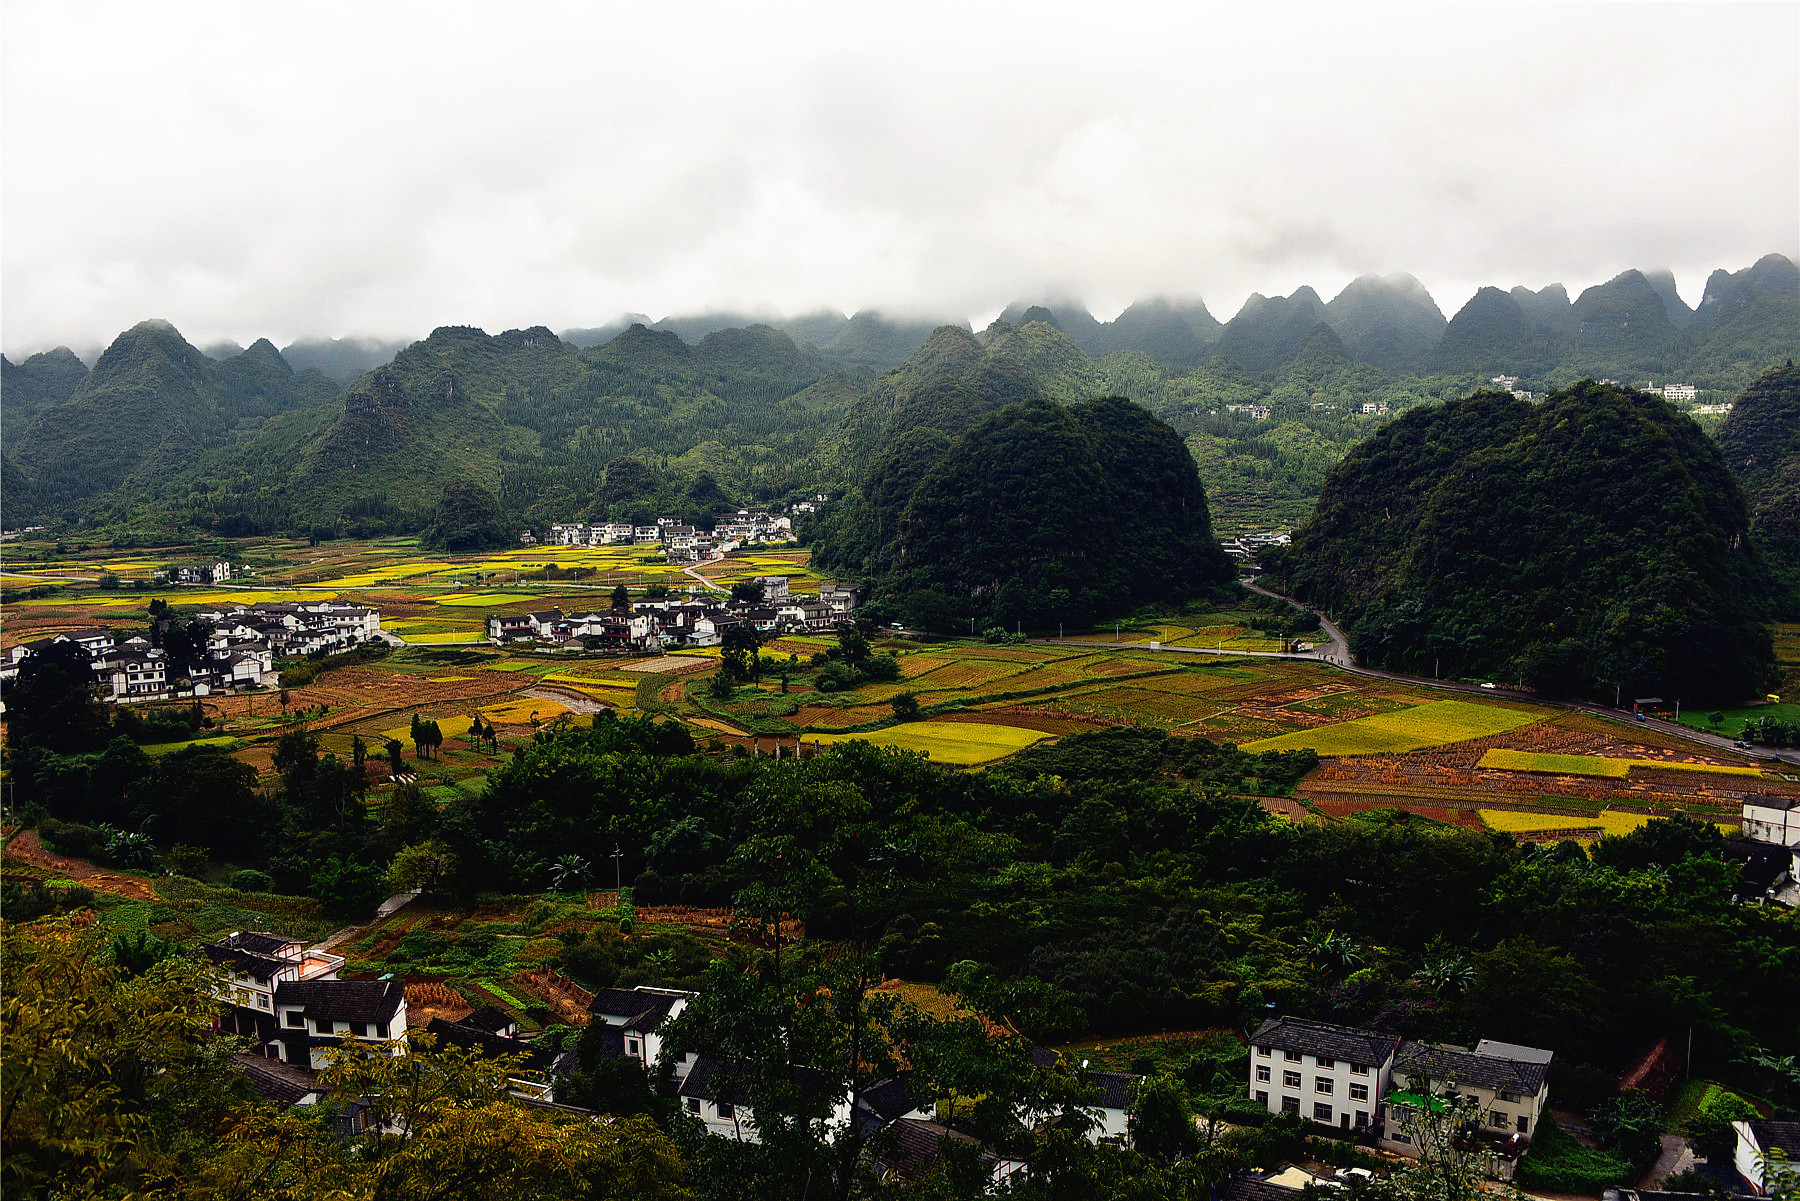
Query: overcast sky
3 1 1796 358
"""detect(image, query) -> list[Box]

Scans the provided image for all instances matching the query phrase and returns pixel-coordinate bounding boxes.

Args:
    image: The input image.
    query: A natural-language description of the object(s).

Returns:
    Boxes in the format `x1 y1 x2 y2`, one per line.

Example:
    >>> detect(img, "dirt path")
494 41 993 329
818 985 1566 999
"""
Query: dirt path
522 685 612 714
1 827 161 902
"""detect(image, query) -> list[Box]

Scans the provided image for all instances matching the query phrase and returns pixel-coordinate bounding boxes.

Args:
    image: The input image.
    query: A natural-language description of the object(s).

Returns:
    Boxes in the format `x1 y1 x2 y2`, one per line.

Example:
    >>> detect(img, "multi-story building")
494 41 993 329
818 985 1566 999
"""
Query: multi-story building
1380 1038 1553 1177
273 980 409 1070
202 931 347 1049
1246 1016 1400 1133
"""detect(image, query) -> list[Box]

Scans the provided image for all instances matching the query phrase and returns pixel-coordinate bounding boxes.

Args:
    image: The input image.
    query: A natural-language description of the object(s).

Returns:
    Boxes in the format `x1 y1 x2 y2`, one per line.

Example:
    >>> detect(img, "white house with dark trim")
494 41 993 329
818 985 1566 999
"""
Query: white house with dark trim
272 979 409 1070
1246 1016 1401 1132
1380 1037 1553 1178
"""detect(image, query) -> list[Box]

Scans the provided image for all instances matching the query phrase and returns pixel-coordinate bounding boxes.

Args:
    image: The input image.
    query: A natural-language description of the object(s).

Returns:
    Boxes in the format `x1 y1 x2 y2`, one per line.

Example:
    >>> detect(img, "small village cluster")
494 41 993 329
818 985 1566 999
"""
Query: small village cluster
1 600 384 700
485 575 863 651
1219 530 1292 564
201 936 1113 1183
198 939 1800 1194
540 504 816 562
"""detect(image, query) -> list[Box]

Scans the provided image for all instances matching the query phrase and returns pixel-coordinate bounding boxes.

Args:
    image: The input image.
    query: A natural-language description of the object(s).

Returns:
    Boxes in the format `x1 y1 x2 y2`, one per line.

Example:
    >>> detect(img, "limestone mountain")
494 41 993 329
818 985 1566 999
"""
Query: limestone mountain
279 335 411 383
1 347 89 452
818 395 1236 630
1217 287 1329 374
1266 382 1777 703
1565 269 1684 377
1323 273 1447 375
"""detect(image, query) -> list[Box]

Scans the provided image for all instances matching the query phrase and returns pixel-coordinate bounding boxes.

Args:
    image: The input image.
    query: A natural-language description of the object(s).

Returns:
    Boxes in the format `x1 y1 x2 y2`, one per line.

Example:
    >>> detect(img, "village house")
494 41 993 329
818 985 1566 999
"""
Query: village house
273 980 409 1071
677 1059 854 1142
587 986 696 1082
1380 1038 1553 1178
1247 1016 1401 1132
1733 1118 1800 1196
423 1013 579 1103
201 931 348 1048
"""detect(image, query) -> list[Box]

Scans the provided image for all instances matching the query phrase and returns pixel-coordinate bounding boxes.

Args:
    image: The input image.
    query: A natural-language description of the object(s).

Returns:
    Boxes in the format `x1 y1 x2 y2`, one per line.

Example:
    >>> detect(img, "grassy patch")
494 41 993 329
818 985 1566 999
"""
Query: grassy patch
1515 1113 1632 1192
1243 700 1543 755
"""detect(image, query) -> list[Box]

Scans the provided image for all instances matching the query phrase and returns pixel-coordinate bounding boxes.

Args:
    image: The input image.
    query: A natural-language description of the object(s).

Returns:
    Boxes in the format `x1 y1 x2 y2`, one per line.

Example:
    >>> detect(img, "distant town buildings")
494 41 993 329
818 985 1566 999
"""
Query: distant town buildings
1220 531 1291 563
2 600 382 700
546 507 801 562
484 575 862 651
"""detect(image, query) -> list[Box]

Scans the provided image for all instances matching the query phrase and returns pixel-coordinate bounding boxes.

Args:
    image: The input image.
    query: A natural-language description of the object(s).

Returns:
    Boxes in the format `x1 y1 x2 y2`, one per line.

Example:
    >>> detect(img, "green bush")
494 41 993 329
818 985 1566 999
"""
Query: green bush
1516 1113 1633 1192
227 869 274 893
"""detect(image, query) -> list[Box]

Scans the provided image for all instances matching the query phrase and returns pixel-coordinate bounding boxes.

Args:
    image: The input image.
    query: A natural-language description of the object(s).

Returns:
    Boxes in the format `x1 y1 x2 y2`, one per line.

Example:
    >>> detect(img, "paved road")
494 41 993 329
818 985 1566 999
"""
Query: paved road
1056 579 1800 769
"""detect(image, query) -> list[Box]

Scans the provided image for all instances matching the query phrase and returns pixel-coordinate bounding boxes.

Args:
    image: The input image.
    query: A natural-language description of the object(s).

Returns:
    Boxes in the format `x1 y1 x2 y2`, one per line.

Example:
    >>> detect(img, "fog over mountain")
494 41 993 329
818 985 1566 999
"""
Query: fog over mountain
2 3 1794 358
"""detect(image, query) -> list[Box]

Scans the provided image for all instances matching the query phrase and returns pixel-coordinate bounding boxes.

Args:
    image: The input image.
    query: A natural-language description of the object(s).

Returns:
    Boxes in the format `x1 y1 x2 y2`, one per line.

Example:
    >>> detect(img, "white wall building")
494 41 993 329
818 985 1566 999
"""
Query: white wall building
1247 1016 1400 1133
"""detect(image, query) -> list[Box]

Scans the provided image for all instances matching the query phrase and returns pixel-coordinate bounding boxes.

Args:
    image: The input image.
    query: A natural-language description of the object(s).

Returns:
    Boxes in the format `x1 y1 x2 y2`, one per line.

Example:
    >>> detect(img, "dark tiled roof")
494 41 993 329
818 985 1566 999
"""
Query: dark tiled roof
1221 1176 1307 1201
1394 1041 1551 1095
1748 1120 1800 1154
229 931 300 956
875 1118 996 1184
1086 1070 1140 1110
1745 794 1800 812
204 944 290 983
464 1005 515 1034
233 1054 318 1106
678 1058 837 1108
275 979 405 1023
589 987 682 1030
1250 1017 1400 1067
423 1019 566 1073
1029 1046 1061 1068
859 1074 924 1123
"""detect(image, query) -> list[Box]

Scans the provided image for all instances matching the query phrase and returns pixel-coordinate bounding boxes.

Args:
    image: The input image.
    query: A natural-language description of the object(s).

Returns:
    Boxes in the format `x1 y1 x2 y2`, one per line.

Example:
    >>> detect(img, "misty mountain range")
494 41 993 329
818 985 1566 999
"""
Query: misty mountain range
1 253 1793 541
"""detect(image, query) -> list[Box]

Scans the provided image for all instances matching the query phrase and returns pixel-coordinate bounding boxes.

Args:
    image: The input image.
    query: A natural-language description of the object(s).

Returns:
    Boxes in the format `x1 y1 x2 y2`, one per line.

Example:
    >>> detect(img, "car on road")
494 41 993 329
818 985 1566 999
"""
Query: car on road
1735 740 1754 749
1479 682 1497 689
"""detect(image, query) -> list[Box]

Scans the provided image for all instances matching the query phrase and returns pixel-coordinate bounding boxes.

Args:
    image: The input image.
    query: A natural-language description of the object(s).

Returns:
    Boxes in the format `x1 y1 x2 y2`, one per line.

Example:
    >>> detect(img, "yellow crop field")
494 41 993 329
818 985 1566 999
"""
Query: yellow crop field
1478 749 1762 779
399 631 486 644
1073 687 1214 721
911 659 1033 689
1243 700 1544 755
426 592 557 608
1480 808 1739 839
811 721 1053 765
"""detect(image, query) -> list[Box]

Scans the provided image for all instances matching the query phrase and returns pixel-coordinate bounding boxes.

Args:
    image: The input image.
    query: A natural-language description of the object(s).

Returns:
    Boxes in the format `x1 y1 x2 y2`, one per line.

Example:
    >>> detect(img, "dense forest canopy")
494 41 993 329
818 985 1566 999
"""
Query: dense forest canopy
1265 382 1780 704
1718 362 1800 618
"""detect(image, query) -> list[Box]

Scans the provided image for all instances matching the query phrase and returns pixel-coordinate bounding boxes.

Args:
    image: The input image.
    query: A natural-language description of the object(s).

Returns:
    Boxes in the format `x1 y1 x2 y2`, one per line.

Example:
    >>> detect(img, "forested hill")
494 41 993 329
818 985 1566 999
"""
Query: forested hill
811 395 1237 630
1263 382 1779 704
1718 362 1800 616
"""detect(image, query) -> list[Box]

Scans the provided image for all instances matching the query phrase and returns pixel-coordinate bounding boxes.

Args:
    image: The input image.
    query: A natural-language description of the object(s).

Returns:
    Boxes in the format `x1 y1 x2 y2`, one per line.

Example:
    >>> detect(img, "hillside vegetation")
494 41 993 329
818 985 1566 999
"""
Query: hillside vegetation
1265 382 1779 704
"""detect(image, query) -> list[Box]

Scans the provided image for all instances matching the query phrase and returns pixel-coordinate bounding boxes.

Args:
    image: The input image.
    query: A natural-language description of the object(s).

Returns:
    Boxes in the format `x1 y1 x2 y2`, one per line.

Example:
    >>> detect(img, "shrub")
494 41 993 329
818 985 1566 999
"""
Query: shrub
1516 1113 1633 1192
37 818 106 860
165 844 210 878
227 869 274 893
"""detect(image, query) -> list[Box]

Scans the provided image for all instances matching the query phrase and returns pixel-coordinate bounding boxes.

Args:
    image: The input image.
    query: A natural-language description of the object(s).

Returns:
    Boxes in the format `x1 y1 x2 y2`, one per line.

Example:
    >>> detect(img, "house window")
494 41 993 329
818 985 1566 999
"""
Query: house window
716 1102 734 1120
373 1024 387 1039
1317 1057 1336 1069
1392 1131 1411 1144
1517 1115 1530 1134
686 1098 700 1114
627 1039 641 1056
1256 1066 1271 1083
349 1022 367 1038
1256 1091 1269 1106
1257 1046 1272 1058
1490 1112 1509 1128
285 1012 304 1028
1282 1097 1300 1114
1283 1071 1302 1089
1349 1084 1368 1102
1350 1063 1369 1076
1315 1078 1333 1094
1315 1104 1333 1122
257 996 271 1010
1283 1050 1301 1062
1499 1090 1520 1103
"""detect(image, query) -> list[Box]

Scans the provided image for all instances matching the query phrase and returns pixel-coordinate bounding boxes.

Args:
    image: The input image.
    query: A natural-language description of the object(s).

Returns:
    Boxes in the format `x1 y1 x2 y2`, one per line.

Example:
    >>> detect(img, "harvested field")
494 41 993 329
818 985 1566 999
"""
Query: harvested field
1 828 161 901
1313 799 1486 830
1244 700 1546 755
616 656 714 674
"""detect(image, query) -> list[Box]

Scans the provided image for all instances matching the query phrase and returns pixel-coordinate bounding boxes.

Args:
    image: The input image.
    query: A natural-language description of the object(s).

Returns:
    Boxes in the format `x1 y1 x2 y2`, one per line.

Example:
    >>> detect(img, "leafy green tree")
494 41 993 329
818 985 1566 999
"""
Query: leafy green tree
1130 1074 1199 1163
421 480 511 551
3 638 108 753
611 583 630 611
386 840 459 896
890 691 920 720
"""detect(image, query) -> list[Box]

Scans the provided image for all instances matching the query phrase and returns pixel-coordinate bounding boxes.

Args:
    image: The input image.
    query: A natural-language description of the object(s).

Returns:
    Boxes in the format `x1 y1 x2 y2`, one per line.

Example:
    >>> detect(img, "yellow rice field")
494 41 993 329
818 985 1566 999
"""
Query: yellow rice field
1243 700 1544 755
1478 749 1763 779
810 720 1053 765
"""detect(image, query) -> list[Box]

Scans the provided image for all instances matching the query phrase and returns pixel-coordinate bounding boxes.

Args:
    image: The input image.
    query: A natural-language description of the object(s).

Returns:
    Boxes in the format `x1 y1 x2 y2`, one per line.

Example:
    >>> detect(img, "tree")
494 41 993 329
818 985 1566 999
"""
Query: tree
549 853 593 892
1130 1074 1199 1163
2 638 108 753
386 737 405 777
721 623 763 683
611 583 630 612
890 691 921 720
386 840 459 896
2 919 255 1196
422 480 511 551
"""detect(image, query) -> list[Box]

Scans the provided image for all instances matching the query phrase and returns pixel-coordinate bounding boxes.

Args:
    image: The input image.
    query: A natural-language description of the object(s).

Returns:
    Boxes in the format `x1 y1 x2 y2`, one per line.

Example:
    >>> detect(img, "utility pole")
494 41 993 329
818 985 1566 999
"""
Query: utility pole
611 843 623 894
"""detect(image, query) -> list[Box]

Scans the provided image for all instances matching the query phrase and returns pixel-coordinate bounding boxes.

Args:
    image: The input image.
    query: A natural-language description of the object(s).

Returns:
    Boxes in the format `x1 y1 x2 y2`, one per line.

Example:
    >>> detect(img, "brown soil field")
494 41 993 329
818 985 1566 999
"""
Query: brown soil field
2 827 161 901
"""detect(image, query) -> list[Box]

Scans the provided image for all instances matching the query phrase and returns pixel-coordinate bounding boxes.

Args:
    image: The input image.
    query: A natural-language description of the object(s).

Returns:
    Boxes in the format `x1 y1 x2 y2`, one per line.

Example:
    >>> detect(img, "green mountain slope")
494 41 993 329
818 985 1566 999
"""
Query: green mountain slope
1217 288 1330 373
1267 382 1777 703
1324 273 1447 374
1 347 89 453
1718 363 1800 616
